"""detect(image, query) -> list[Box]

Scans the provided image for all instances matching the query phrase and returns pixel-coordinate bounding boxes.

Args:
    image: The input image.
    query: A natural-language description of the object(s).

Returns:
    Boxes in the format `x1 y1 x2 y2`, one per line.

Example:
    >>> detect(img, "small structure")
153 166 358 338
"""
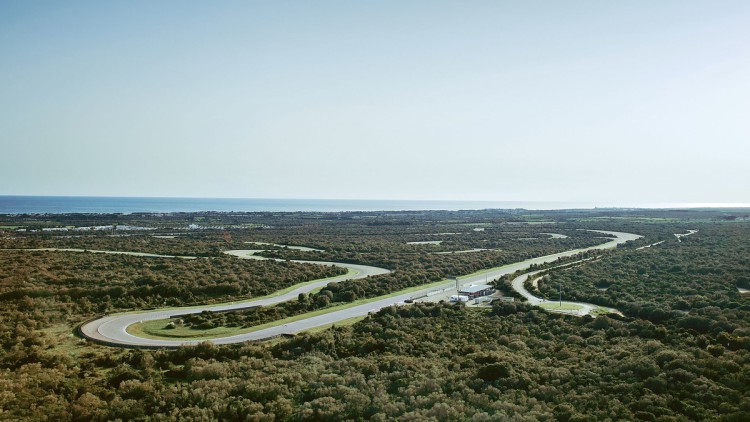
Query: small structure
450 295 470 303
458 284 495 299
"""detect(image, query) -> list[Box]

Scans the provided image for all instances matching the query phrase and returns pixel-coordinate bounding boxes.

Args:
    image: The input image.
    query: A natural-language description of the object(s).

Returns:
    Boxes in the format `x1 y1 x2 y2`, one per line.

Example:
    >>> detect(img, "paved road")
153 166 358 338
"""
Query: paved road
510 269 620 317
508 231 644 316
510 229 705 316
674 229 698 242
79 230 640 348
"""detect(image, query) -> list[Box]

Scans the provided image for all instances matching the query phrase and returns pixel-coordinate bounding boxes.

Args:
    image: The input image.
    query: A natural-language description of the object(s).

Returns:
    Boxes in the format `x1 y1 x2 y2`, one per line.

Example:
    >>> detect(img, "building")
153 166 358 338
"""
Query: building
458 284 495 299
449 295 470 303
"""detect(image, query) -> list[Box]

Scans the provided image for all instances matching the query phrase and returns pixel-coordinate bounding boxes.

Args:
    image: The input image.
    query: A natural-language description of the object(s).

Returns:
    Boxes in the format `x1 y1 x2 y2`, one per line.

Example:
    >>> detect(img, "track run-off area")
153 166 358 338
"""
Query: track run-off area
67 231 644 348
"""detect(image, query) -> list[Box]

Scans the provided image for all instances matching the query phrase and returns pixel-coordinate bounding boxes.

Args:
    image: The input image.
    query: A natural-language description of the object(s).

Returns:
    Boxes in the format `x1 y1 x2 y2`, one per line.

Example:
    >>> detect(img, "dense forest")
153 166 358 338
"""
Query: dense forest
1 209 749 420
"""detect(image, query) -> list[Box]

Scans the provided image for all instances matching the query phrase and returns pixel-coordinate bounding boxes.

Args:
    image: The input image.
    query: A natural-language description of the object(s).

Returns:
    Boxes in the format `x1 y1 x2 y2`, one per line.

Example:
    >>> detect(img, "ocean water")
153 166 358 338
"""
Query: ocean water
2 196 746 214
0 196 594 214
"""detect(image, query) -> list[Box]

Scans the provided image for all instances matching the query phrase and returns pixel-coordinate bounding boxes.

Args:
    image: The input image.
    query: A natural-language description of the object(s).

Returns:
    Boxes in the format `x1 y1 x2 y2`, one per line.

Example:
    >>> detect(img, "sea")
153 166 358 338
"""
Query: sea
1 196 746 214
0 196 604 214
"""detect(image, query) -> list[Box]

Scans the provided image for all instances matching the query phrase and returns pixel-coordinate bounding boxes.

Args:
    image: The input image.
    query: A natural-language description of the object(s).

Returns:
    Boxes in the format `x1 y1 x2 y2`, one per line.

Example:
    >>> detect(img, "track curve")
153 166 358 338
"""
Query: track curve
80 249 389 347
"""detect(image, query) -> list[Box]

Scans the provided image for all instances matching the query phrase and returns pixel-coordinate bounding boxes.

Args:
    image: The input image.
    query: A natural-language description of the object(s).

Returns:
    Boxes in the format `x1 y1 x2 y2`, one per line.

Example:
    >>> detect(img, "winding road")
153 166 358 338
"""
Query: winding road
511 268 620 317
79 249 389 347
72 230 642 348
510 229 698 316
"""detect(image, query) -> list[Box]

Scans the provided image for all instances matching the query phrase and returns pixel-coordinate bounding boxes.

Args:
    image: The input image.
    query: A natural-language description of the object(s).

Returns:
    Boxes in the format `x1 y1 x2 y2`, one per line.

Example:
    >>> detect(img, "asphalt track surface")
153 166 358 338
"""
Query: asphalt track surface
80 254 389 347
511 229 695 316
511 269 614 317
79 230 640 348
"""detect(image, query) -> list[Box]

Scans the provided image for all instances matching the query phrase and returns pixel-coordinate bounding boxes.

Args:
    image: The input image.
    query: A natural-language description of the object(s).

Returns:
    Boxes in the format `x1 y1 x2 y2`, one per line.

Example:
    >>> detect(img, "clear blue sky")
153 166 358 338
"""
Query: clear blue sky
2 1 749 205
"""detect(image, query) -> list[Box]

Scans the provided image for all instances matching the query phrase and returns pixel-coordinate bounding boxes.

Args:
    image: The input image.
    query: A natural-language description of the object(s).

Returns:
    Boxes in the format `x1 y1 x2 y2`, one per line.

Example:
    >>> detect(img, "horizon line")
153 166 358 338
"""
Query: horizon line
2 195 750 210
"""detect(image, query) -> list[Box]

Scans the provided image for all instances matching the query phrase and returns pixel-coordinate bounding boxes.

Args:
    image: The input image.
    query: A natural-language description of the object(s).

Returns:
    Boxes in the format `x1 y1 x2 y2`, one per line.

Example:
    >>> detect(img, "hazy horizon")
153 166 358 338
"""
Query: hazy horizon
2 195 750 215
3 1 749 203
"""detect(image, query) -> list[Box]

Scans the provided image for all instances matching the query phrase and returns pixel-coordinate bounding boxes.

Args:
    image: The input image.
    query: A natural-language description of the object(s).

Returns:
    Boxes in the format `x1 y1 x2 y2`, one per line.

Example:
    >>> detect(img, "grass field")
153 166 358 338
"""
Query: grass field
539 302 583 311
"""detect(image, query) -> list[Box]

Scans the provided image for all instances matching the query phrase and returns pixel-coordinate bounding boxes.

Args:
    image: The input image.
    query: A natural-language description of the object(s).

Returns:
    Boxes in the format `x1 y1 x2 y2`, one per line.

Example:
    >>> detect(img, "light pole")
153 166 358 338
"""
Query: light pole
559 283 562 306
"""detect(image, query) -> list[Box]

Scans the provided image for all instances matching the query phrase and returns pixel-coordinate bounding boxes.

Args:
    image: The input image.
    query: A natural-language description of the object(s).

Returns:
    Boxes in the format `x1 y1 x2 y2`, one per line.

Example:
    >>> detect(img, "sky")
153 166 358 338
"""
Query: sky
2 1 749 205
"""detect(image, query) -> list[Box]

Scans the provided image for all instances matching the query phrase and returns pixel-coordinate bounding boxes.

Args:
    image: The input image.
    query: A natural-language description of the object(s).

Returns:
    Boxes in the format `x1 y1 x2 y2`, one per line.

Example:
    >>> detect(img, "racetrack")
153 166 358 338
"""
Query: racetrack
77 230 640 348
79 250 389 347
511 270 620 317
